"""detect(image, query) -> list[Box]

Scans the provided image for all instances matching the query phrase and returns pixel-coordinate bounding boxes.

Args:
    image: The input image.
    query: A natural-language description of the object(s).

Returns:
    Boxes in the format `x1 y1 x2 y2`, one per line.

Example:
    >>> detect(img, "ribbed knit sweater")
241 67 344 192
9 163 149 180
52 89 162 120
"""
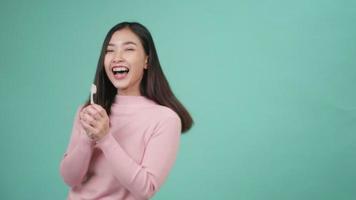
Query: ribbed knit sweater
59 94 181 200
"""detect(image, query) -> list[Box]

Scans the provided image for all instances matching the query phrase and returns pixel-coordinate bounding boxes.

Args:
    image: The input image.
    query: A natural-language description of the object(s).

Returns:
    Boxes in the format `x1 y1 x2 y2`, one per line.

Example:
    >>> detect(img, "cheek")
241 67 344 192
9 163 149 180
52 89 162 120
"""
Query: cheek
103 56 111 75
130 65 145 79
104 55 111 66
130 54 146 68
104 55 113 69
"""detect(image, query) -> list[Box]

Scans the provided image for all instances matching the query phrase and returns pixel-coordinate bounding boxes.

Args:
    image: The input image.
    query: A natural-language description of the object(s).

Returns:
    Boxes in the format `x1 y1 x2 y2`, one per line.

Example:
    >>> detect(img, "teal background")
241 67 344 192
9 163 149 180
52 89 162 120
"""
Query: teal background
1 0 355 199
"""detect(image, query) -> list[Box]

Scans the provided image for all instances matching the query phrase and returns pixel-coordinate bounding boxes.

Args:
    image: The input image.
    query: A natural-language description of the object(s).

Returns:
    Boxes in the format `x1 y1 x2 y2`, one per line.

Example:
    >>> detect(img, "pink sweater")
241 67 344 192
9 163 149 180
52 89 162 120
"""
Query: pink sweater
59 95 182 200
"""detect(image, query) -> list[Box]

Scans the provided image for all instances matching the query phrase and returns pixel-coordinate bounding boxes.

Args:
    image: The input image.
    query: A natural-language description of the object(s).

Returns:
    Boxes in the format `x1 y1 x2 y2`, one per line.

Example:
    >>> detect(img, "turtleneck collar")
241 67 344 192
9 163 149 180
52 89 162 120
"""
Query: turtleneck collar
113 94 156 106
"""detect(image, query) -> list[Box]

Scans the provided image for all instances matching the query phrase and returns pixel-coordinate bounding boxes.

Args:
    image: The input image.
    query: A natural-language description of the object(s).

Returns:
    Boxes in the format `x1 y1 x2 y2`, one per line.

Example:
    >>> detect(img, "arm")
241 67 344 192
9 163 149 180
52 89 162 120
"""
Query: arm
95 116 182 200
59 105 95 187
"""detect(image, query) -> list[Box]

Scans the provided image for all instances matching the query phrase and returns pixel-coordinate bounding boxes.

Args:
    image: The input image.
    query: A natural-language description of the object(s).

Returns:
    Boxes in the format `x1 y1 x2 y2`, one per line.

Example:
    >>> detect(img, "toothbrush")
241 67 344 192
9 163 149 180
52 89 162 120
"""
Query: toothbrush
90 84 97 104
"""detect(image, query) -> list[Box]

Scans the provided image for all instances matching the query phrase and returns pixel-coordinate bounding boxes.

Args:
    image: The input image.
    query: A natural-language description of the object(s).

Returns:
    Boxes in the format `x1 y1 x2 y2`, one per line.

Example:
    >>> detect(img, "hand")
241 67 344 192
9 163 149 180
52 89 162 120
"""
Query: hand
79 104 110 141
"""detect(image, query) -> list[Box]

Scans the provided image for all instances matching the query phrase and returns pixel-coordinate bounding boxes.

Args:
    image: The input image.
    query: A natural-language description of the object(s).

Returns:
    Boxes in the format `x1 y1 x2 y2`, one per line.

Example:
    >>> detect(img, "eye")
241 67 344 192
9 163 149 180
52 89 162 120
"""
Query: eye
105 49 114 53
126 48 135 51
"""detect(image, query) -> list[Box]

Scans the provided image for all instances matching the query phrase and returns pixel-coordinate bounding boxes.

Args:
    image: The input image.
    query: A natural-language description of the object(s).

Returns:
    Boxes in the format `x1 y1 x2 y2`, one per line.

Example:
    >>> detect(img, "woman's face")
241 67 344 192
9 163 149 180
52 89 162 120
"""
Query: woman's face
104 28 148 96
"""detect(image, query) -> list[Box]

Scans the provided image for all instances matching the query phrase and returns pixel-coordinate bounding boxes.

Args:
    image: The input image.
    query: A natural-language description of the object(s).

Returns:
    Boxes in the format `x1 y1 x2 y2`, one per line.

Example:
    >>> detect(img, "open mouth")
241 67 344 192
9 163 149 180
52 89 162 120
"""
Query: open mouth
112 66 129 75
112 66 129 80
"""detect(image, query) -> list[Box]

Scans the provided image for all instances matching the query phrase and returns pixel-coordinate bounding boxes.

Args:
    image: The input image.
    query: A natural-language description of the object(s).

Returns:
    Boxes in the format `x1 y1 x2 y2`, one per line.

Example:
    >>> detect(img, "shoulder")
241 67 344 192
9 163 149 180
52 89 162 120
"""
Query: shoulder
145 104 182 132
150 105 182 135
150 104 181 122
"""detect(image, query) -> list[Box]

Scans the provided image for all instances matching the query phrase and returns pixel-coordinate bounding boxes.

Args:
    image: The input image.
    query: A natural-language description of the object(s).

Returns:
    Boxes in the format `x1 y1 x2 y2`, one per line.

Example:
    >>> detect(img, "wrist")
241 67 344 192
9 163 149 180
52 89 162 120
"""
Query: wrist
94 132 111 148
79 130 96 146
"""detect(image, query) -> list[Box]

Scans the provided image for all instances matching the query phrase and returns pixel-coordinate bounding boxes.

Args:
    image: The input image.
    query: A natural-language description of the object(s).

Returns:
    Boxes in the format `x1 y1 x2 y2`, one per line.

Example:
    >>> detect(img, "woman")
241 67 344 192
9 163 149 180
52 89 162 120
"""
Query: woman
60 22 193 200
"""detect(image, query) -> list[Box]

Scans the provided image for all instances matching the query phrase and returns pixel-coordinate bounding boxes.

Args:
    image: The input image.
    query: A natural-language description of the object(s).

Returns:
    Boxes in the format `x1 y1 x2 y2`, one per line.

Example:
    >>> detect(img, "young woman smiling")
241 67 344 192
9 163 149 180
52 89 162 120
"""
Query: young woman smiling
60 22 193 200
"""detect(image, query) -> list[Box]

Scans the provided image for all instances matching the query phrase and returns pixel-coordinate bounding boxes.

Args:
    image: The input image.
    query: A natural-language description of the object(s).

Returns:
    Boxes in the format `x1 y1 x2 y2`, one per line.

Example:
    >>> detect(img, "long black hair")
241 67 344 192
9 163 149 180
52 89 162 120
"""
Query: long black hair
83 22 193 133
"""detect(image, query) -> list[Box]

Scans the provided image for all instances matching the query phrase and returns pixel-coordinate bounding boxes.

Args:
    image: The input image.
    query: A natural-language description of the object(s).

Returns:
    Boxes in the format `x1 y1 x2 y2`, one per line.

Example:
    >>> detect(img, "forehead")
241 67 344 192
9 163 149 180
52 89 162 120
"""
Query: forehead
108 28 142 46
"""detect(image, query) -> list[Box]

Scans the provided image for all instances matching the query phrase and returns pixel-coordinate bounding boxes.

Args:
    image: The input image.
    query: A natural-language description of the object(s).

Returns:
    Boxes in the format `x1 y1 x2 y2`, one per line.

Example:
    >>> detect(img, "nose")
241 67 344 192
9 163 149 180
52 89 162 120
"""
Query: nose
112 50 124 63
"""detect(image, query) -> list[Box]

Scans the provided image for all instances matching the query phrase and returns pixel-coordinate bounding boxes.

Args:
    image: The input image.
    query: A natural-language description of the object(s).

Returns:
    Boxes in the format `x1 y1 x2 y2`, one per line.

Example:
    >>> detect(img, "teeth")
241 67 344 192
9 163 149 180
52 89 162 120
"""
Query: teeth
113 67 129 73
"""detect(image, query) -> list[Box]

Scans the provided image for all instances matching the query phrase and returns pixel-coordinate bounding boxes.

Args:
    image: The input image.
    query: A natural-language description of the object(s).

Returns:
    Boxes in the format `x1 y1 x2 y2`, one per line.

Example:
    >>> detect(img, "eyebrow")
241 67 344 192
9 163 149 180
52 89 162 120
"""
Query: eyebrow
107 41 137 47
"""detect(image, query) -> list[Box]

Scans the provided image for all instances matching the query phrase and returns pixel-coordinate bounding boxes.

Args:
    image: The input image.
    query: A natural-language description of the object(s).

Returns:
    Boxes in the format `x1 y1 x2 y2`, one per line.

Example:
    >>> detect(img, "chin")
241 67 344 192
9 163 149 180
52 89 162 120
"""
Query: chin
113 82 129 90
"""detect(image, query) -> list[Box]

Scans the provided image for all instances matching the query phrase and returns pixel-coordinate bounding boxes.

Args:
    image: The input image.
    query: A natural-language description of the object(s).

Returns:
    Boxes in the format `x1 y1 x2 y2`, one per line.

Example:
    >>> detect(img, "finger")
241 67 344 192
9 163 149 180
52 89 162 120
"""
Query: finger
91 104 107 118
79 116 94 129
86 114 99 127
86 131 97 140
83 111 95 122
82 112 98 127
82 106 100 121
80 118 97 134
85 106 102 120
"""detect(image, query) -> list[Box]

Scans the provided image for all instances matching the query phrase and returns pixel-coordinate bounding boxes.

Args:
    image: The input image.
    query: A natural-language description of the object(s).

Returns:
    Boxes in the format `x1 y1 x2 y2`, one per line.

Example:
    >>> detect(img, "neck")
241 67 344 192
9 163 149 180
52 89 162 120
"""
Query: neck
113 93 156 105
117 86 141 96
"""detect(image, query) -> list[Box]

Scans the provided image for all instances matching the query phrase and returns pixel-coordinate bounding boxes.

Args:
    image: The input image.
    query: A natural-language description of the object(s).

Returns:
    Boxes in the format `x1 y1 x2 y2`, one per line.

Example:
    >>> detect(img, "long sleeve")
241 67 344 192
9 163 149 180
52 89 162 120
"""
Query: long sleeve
59 105 95 187
95 116 182 200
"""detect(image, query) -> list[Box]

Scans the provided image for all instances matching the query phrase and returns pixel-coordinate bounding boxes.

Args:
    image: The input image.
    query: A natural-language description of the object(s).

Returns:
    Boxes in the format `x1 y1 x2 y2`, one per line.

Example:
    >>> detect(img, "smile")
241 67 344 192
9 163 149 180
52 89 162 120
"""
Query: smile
112 66 130 74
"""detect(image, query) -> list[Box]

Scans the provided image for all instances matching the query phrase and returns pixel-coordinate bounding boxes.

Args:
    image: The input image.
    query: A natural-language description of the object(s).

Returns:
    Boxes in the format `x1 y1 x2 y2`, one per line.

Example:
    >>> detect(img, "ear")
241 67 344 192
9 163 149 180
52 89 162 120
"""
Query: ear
144 56 149 69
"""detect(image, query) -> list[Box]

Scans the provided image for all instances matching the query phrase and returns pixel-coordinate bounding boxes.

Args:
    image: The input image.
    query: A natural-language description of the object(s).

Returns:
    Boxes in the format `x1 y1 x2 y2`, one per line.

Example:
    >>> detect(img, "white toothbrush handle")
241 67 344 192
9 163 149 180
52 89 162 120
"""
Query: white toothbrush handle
90 84 97 104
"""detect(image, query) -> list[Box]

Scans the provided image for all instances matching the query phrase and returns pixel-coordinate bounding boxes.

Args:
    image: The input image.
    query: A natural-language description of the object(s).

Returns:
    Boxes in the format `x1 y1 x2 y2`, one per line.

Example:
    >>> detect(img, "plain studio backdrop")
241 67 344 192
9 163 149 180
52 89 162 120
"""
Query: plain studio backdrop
1 0 355 199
